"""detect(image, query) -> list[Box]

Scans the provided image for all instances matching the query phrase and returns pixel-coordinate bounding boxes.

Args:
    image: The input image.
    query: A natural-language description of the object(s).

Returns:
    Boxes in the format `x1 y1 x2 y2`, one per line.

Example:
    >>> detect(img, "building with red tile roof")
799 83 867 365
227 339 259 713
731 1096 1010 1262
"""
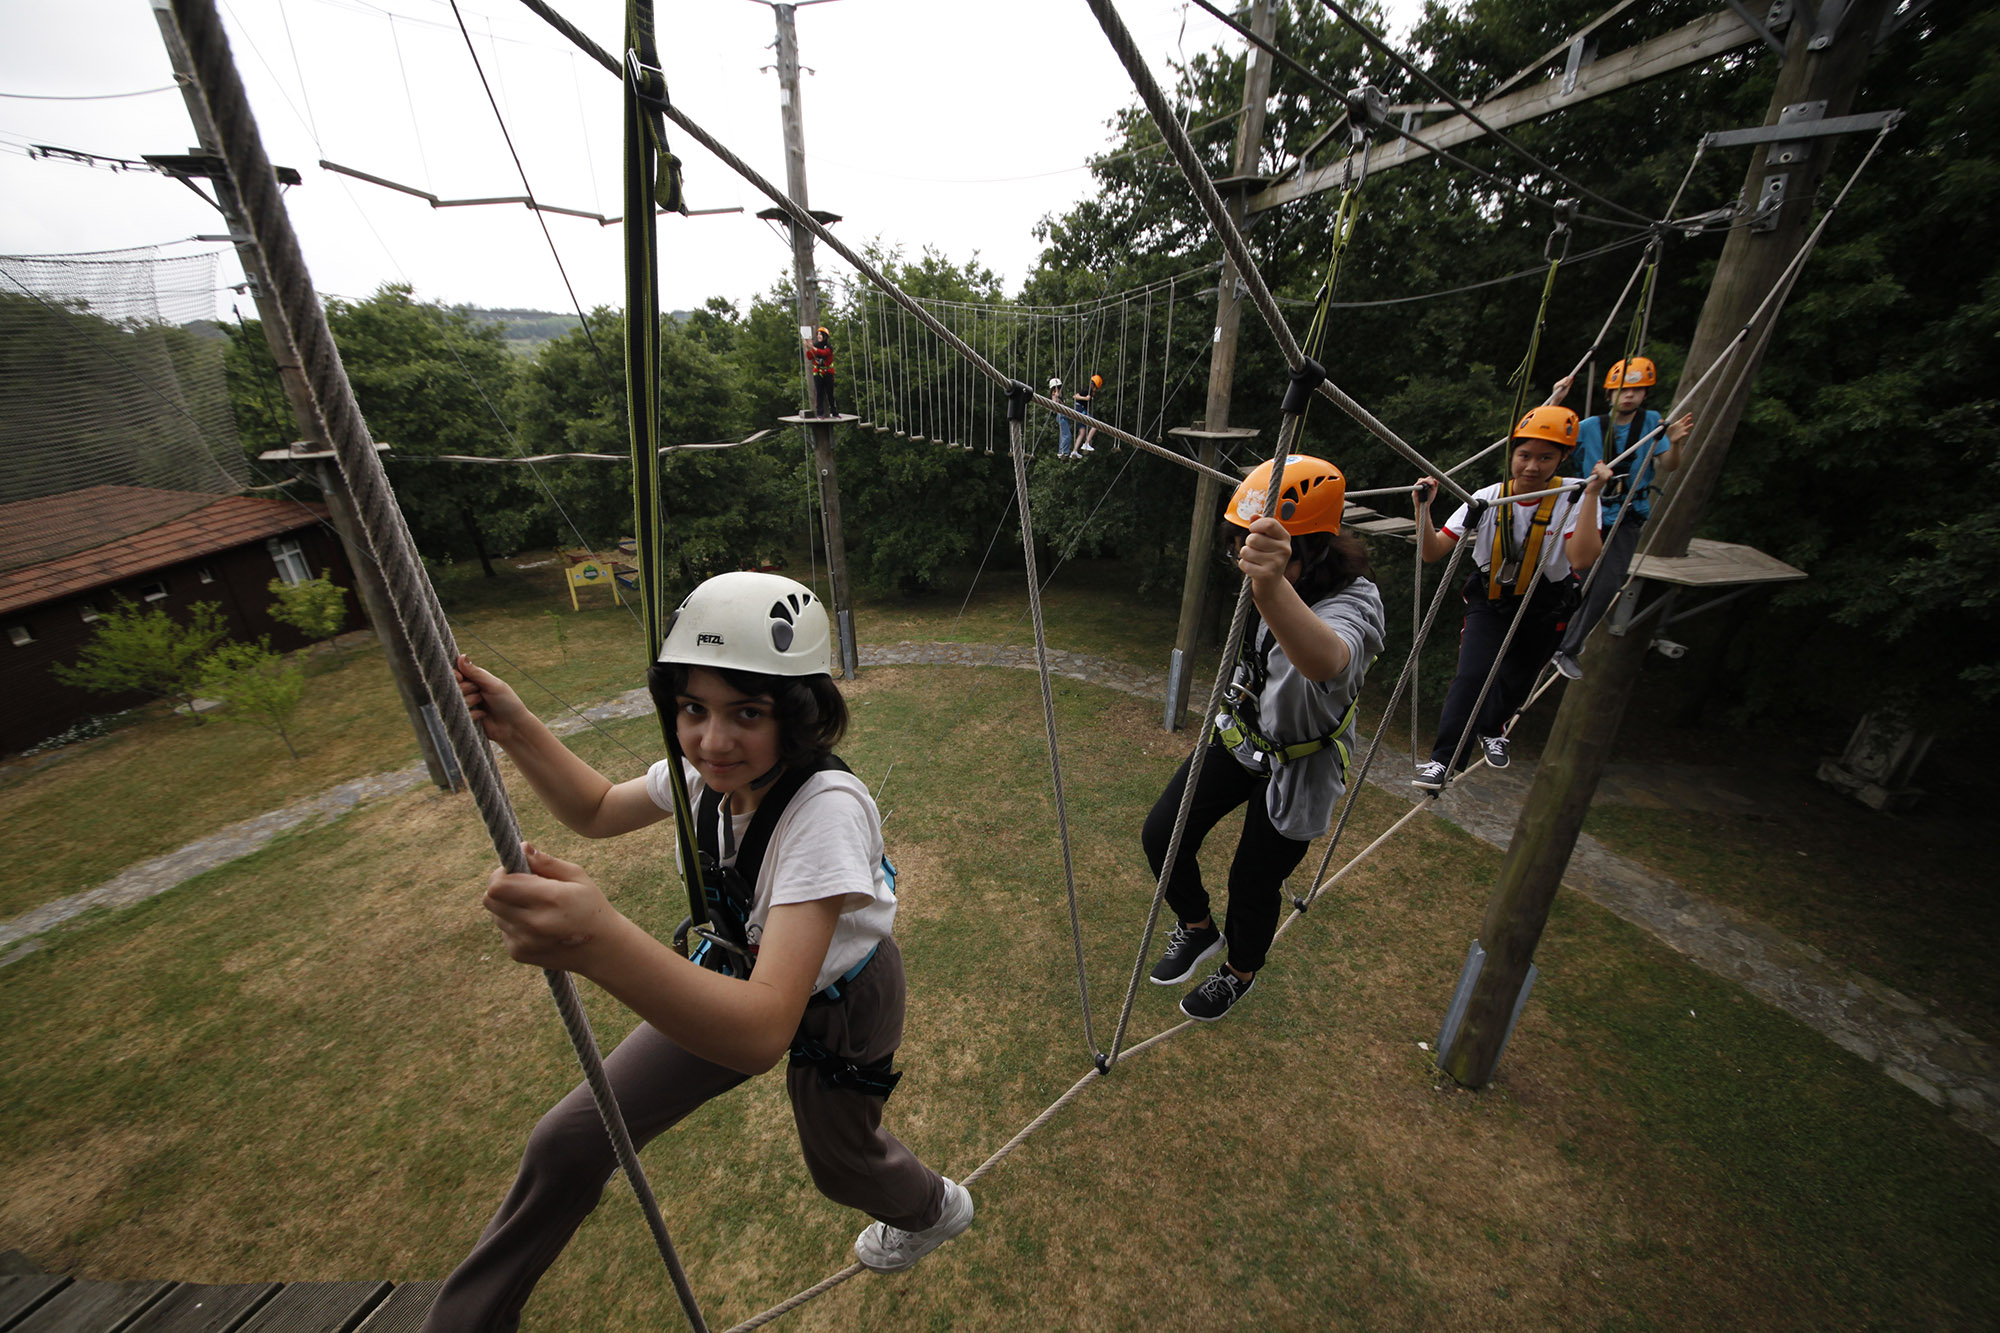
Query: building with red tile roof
1 486 362 753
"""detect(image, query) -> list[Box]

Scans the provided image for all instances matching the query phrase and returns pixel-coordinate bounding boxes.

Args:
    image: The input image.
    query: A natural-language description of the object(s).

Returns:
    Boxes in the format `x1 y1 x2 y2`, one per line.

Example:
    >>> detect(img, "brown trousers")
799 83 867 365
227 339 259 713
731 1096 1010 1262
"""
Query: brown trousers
422 937 942 1333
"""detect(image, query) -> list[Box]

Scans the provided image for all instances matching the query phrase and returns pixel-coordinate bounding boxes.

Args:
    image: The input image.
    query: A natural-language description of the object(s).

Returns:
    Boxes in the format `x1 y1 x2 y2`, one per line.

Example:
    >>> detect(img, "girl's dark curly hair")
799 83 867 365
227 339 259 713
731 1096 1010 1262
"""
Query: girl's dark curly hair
648 662 848 768
1217 524 1373 605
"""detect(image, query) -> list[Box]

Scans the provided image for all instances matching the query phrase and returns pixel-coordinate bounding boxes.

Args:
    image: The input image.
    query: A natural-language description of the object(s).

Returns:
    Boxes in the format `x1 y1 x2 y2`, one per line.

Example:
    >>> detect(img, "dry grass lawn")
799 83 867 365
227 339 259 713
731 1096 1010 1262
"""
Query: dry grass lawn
3 664 1996 1330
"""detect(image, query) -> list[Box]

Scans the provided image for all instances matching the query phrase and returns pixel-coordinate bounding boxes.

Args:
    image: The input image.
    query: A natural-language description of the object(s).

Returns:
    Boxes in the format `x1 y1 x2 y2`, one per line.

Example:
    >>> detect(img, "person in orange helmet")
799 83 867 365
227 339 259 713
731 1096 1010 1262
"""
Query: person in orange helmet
1142 455 1384 1021
1409 407 1613 790
1545 356 1694 678
1072 372 1102 455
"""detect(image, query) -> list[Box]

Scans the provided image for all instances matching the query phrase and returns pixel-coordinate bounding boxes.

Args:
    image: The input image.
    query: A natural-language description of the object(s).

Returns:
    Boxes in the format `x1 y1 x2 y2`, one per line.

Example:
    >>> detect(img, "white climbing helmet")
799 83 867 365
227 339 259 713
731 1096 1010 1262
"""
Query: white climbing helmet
657 571 832 678
1048 376 1062 391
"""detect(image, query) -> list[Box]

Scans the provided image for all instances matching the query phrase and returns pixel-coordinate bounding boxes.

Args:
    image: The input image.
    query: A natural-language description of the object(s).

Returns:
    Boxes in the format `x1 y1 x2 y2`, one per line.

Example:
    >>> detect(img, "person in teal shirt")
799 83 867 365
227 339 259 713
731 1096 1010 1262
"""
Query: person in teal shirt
1547 357 1693 678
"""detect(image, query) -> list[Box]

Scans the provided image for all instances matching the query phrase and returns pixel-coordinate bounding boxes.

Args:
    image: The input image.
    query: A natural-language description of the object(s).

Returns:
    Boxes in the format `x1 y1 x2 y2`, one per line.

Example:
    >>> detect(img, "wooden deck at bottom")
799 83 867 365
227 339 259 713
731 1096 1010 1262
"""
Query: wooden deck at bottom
0 1268 440 1333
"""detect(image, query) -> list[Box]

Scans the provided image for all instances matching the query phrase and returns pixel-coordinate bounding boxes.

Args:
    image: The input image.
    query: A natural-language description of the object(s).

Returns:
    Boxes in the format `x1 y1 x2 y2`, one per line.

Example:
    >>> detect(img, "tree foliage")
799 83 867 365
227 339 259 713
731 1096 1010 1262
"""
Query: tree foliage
51 600 231 721
267 569 350 654
200 639 308 759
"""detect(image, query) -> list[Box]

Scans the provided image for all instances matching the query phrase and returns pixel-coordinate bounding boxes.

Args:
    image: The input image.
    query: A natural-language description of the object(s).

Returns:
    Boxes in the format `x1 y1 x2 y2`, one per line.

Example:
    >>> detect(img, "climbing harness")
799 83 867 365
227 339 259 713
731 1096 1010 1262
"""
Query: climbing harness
1212 626 1369 774
1489 480 1563 600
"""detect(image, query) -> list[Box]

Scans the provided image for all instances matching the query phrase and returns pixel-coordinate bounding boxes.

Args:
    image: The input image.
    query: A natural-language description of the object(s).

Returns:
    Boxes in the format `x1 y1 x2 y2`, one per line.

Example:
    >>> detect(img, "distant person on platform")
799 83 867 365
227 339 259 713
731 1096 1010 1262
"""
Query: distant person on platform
1545 357 1694 679
805 326 837 418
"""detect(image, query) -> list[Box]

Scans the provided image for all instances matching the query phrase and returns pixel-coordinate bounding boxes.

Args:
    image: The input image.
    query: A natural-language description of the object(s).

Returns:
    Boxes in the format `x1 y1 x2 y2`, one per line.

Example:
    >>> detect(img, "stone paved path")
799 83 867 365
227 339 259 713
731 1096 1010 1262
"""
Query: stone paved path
6 640 1993 1145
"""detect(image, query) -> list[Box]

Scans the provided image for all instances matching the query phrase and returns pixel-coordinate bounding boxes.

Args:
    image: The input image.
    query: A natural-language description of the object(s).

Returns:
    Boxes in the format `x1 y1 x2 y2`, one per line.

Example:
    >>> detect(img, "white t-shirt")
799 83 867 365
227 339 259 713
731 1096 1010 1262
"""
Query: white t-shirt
644 759 896 993
1439 480 1584 583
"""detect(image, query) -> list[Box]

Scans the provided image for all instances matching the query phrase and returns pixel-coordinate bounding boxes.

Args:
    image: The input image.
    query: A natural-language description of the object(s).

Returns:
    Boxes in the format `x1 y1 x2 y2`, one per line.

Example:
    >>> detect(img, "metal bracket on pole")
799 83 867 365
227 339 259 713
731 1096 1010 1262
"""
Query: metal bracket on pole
1164 648 1186 732
1750 172 1788 230
837 607 857 681
1559 34 1597 96
1765 99 1828 164
1726 0 1788 55
1807 0 1851 48
420 703 464 791
1436 940 1538 1077
1699 106 1900 152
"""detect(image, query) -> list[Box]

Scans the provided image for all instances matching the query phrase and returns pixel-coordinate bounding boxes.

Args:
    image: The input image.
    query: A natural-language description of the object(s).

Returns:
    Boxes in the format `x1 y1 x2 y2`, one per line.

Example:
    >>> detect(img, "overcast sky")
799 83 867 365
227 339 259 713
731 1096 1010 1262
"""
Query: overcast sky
0 0 1426 321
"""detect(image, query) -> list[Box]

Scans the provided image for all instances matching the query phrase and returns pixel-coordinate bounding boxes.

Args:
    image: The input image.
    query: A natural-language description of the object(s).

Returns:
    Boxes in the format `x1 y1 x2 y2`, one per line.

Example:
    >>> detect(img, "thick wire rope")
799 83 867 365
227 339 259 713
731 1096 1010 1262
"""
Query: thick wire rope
1079 0 1474 505
165 6 707 1329
1315 0 1655 227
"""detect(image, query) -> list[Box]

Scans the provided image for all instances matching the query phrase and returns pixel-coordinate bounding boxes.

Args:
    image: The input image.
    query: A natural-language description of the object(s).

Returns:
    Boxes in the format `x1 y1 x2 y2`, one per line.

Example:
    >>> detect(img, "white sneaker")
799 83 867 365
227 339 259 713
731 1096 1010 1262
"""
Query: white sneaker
854 1177 974 1272
1079 441 1095 453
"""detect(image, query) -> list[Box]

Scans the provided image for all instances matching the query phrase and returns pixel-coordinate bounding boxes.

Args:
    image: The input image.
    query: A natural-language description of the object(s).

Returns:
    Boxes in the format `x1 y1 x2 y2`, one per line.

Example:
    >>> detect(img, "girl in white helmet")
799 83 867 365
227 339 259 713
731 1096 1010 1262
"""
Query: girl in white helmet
426 572 971 1332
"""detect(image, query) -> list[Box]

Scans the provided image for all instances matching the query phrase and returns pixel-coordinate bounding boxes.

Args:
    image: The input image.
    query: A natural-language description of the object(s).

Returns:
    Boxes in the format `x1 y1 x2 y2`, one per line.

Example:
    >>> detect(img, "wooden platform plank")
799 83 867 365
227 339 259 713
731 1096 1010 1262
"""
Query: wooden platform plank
1341 503 1380 521
10 1280 169 1332
0 1276 71 1330
1351 516 1419 537
234 1284 388 1333
352 1285 438 1333
1632 536 1806 588
0 1256 43 1278
122 1284 280 1333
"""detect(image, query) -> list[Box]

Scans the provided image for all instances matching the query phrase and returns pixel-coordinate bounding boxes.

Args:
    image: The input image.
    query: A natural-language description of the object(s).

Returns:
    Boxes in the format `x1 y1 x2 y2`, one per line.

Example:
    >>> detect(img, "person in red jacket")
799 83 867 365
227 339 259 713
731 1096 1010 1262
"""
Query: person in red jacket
805 326 836 418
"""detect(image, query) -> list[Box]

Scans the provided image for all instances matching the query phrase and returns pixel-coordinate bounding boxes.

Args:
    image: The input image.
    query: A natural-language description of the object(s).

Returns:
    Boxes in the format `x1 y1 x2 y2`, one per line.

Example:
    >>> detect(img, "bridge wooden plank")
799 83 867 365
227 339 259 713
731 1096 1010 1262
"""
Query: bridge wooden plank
0 1276 71 1330
352 1285 438 1333
122 1284 280 1333
9 1280 169 1332
233 1284 388 1333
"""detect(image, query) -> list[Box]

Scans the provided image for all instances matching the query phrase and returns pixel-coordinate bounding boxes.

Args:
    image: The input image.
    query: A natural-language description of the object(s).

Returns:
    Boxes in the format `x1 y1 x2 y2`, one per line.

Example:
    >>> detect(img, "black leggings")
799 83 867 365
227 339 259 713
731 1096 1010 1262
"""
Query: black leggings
1140 743 1312 974
1430 590 1564 770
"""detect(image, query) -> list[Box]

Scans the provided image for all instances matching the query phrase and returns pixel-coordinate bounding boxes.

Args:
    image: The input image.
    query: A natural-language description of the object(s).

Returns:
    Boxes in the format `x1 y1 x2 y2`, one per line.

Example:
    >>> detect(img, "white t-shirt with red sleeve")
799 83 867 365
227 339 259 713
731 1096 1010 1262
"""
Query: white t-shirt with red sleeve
1439 480 1586 584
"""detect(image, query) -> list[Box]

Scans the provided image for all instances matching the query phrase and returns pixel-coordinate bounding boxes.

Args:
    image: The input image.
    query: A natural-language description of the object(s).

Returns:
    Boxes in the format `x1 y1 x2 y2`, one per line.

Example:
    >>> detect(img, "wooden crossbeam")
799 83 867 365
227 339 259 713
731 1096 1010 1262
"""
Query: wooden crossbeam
1251 8 1760 214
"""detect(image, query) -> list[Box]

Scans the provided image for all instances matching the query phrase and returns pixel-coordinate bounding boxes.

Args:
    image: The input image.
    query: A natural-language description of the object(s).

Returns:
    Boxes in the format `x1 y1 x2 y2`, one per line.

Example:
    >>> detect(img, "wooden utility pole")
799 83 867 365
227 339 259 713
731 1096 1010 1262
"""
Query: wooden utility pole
150 0 456 790
1166 0 1277 728
1438 0 1897 1088
762 0 855 677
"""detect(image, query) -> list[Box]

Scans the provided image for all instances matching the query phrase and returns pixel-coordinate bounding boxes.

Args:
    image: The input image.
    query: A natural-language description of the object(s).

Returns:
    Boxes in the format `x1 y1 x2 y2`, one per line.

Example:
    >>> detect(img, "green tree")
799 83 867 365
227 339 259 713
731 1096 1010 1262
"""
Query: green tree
200 639 308 759
51 600 231 722
267 568 350 654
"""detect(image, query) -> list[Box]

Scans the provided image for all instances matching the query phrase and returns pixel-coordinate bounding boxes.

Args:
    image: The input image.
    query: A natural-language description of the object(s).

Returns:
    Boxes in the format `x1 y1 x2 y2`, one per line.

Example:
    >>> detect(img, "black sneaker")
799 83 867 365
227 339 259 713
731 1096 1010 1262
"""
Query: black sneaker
1412 760 1449 791
1148 920 1223 985
1180 967 1254 1021
1479 734 1511 769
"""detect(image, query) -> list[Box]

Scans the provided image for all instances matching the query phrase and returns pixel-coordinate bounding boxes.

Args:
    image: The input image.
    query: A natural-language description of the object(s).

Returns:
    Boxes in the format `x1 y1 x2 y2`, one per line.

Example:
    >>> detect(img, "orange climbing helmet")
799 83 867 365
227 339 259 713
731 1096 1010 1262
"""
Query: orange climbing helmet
1512 405 1581 450
1225 455 1347 536
1603 356 1656 391
1091 374 1104 389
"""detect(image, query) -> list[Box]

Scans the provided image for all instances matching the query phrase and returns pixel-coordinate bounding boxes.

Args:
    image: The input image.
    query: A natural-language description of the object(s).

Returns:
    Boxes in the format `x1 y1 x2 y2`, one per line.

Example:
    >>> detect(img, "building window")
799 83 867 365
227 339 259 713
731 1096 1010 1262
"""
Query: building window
7 624 32 647
80 601 101 623
267 537 311 587
198 565 216 584
140 581 169 602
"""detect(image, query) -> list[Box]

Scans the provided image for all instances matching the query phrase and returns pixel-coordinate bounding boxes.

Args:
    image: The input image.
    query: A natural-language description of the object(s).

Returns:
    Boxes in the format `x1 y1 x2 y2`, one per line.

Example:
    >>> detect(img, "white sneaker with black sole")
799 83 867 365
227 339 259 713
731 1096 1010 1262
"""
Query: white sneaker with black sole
855 1177 974 1272
1149 920 1224 985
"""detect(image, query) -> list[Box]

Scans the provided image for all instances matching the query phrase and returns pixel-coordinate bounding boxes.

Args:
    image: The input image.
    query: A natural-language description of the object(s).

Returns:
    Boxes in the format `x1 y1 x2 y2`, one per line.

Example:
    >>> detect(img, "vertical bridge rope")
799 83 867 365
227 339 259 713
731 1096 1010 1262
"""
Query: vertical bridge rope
166 3 708 1327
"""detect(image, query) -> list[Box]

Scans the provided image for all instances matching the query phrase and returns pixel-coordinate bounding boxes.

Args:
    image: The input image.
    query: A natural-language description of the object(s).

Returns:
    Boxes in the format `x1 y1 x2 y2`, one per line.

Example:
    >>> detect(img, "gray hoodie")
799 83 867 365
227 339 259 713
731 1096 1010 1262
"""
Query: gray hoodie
1222 577 1386 841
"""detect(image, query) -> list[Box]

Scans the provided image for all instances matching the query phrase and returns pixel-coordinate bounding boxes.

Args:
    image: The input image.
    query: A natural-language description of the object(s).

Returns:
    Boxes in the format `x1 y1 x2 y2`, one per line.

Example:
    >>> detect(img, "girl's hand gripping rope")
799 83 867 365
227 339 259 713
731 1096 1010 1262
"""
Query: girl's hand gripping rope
1235 515 1295 593
486 842 625 971
457 654 532 747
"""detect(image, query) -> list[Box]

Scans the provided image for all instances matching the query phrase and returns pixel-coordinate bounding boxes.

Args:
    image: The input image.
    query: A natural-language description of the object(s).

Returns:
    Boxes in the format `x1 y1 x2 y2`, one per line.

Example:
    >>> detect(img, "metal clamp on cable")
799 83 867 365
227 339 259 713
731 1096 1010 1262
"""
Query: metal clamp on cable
1344 82 1388 130
1464 496 1490 526
1290 895 1310 914
1281 357 1328 415
1093 1051 1110 1075
1545 201 1577 262
1007 380 1034 421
